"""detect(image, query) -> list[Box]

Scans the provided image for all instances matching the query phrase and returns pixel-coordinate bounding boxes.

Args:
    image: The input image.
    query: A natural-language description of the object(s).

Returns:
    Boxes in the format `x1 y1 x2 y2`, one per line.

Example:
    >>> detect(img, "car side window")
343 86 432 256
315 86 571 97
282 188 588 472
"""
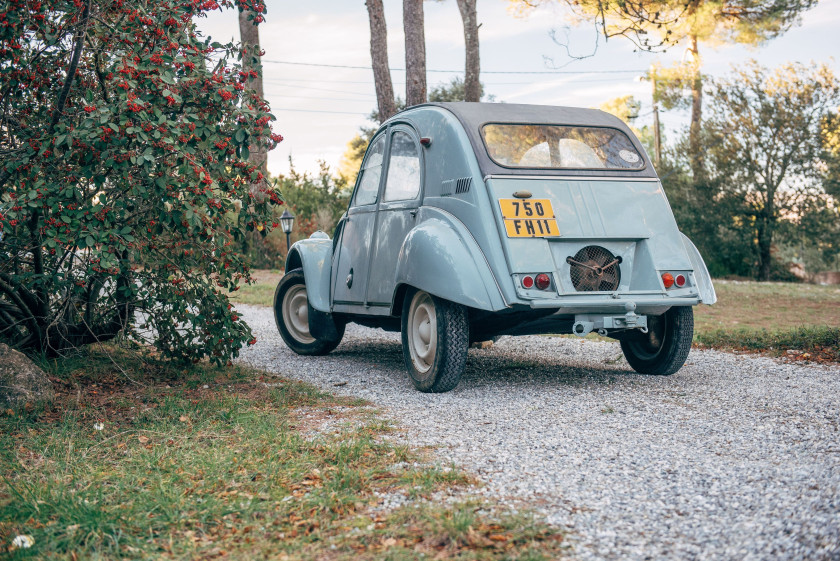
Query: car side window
353 136 386 207
382 131 421 202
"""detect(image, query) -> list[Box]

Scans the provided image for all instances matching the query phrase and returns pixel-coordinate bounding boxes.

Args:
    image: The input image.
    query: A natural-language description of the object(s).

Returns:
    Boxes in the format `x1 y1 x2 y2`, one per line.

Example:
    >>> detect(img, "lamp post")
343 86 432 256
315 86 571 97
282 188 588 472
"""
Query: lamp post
279 209 295 252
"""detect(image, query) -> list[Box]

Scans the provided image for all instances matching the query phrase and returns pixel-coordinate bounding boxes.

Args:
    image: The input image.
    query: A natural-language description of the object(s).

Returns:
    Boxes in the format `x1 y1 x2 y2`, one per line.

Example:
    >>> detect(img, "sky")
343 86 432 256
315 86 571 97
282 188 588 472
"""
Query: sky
198 0 840 176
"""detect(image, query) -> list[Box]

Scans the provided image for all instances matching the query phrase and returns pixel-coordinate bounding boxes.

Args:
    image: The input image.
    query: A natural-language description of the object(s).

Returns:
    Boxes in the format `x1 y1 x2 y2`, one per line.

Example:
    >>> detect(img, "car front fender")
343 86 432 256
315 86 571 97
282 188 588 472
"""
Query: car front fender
394 213 506 312
680 233 717 305
284 235 333 313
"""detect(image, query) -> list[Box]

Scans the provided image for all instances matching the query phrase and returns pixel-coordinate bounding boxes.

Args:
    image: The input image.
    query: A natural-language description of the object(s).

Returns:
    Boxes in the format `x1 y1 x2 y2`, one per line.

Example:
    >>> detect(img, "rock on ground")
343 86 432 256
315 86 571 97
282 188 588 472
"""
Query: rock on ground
0 343 54 408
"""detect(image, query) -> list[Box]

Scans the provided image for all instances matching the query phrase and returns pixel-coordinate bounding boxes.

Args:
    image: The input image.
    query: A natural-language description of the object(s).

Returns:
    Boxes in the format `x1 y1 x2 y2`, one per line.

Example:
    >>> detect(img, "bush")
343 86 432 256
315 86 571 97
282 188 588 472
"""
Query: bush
245 161 350 269
0 0 281 363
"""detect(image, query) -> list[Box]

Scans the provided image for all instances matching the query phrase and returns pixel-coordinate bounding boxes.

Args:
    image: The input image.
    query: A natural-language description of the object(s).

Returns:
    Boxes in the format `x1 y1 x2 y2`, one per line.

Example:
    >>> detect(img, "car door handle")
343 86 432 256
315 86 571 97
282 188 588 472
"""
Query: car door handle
409 209 418 218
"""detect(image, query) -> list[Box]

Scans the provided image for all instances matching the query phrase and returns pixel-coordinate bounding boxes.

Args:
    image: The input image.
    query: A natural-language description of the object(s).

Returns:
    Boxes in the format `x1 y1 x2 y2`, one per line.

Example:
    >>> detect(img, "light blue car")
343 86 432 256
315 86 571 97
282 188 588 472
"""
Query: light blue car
274 102 716 393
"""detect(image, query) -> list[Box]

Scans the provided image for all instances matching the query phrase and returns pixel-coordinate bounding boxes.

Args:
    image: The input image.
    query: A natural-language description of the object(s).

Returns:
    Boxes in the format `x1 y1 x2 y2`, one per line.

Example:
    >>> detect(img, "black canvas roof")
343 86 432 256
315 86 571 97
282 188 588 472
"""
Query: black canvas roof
403 102 658 179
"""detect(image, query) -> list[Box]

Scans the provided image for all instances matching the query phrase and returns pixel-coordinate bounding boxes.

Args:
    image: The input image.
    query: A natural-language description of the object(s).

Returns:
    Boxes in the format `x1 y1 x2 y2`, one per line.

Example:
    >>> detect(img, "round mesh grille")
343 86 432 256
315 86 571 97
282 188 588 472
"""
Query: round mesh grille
567 246 622 292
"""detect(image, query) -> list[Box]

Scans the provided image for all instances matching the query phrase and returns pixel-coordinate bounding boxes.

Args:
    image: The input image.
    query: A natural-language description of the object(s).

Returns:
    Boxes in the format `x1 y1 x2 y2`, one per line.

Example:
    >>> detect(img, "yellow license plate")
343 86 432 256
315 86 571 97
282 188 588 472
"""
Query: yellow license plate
498 199 560 238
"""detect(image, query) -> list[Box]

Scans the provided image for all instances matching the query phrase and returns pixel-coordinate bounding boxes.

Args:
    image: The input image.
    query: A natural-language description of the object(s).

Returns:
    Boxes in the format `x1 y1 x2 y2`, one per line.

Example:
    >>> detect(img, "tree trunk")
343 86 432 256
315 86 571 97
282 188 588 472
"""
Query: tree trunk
366 0 397 121
238 9 268 178
688 34 704 185
456 0 480 102
756 220 772 281
403 0 426 106
756 188 777 281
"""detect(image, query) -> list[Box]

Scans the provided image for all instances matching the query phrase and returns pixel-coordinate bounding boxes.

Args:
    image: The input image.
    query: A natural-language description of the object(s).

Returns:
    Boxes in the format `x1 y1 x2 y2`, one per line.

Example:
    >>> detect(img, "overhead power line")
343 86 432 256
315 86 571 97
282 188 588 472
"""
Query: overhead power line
272 108 369 115
263 59 646 75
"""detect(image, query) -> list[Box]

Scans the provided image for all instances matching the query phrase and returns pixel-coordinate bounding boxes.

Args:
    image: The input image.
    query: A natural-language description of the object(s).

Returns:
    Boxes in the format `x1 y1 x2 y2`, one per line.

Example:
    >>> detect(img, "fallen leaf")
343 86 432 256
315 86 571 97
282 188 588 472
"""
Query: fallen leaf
138 435 149 444
179 415 189 422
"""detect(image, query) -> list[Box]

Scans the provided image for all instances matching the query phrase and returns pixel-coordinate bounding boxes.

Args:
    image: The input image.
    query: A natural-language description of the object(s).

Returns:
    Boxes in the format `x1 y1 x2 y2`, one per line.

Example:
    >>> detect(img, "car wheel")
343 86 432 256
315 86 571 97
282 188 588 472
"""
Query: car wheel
620 306 693 375
274 269 344 355
401 290 468 393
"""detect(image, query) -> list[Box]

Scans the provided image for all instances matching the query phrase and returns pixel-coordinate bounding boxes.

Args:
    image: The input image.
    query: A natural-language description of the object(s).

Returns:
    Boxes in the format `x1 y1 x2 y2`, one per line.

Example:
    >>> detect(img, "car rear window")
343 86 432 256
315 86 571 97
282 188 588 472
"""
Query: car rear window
481 124 644 170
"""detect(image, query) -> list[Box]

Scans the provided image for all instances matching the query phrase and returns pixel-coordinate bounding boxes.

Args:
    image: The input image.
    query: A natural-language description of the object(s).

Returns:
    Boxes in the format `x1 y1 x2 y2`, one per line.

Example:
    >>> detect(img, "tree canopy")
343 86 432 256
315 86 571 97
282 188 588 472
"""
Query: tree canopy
0 0 281 361
704 61 840 280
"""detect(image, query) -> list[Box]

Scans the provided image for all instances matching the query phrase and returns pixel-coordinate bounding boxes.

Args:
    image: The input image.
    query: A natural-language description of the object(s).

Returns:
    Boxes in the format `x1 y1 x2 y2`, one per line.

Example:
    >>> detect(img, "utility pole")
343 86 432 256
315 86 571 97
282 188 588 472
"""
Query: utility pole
650 65 662 168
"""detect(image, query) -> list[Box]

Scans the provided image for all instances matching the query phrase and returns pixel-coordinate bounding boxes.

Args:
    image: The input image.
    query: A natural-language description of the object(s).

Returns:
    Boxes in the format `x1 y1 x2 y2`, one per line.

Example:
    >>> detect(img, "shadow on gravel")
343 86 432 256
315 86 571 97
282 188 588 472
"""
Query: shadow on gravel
329 336 644 392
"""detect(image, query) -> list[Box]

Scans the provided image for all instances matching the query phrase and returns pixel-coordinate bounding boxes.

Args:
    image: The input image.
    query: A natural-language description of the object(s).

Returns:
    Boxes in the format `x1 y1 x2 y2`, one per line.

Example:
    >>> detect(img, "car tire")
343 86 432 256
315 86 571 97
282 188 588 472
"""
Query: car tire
620 306 693 375
274 269 344 355
401 290 468 393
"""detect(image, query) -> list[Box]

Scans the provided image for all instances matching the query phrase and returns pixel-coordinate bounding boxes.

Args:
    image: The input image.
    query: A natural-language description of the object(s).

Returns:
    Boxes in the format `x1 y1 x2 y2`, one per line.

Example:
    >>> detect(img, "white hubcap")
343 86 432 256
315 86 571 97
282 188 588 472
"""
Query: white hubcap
408 291 437 373
282 285 315 344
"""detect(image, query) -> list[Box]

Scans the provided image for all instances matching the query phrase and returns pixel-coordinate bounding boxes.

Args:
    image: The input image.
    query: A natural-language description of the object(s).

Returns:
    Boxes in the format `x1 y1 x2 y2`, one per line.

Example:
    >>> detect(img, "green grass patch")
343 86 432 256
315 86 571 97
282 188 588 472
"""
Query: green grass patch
695 325 840 362
230 270 282 308
694 280 840 333
1 345 565 559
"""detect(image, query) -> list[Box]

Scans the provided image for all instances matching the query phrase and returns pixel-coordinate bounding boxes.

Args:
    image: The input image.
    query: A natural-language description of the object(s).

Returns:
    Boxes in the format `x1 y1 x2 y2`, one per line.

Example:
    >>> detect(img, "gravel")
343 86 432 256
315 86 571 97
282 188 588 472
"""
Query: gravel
237 304 840 560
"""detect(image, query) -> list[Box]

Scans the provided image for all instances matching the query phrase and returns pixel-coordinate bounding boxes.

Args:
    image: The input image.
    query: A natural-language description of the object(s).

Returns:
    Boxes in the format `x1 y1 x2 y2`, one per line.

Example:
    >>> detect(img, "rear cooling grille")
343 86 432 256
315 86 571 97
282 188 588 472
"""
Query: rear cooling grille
567 246 622 292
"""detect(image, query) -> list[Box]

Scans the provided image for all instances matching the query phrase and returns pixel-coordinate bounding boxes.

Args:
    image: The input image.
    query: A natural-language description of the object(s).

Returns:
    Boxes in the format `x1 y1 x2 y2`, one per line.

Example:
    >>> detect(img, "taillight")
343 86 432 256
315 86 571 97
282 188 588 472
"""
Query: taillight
535 273 551 290
675 274 686 288
522 275 534 289
661 273 674 288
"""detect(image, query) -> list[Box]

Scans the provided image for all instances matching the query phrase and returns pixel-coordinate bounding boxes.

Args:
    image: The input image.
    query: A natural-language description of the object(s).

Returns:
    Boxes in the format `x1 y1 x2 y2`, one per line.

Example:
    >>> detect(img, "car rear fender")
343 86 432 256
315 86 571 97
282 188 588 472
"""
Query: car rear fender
393 213 506 313
680 233 717 305
284 235 333 313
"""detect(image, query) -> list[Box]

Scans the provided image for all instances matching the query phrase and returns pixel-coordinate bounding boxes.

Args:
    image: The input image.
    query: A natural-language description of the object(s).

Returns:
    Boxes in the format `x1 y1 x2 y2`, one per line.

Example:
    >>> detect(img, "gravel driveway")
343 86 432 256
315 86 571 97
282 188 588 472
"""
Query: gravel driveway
237 305 839 560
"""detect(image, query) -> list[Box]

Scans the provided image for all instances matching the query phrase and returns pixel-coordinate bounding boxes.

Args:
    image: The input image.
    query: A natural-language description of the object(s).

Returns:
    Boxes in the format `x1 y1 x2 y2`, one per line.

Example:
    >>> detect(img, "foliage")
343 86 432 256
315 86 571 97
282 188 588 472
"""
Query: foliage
598 95 641 123
648 60 701 111
508 0 817 52
429 75 490 102
597 95 658 158
275 160 349 239
243 161 349 269
0 0 281 362
704 61 840 281
337 133 371 187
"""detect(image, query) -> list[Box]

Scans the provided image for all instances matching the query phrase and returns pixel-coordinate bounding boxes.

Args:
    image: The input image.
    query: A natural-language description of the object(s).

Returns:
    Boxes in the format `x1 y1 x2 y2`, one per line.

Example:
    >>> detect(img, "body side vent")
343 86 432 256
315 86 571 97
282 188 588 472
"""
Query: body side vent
441 177 472 197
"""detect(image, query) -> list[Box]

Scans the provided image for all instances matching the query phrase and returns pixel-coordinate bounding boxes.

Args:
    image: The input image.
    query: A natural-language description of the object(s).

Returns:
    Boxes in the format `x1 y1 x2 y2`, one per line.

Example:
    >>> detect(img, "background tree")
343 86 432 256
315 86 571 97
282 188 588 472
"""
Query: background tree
0 0 281 361
238 2 268 180
366 0 398 121
456 0 481 102
509 0 817 184
704 61 840 281
404 0 427 106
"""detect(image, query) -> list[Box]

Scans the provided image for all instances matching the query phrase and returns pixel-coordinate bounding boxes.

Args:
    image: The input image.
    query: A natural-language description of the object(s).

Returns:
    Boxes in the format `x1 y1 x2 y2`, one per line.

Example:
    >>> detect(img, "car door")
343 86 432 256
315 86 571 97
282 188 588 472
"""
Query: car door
331 133 386 310
365 127 423 306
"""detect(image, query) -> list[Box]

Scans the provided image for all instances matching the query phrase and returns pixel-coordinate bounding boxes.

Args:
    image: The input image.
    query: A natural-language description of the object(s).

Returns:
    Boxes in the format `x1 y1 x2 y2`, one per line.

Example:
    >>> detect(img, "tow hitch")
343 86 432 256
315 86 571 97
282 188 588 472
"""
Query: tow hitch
572 302 648 337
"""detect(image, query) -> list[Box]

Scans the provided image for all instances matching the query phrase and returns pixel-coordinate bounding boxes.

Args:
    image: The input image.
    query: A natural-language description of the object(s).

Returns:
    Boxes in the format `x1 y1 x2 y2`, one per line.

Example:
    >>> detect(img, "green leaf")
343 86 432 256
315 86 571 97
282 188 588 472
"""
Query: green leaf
241 146 250 160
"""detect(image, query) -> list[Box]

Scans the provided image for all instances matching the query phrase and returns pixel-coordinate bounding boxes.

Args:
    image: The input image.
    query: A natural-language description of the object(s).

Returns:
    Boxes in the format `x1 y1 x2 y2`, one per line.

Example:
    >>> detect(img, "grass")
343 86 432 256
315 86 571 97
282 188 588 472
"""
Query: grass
1 344 565 559
691 280 840 361
693 280 840 333
695 325 840 362
230 269 283 307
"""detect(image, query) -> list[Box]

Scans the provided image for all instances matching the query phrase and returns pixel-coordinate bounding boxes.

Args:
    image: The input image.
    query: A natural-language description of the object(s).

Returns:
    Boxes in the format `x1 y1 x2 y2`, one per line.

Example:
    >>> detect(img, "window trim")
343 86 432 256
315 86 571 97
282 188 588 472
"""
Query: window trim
479 122 648 173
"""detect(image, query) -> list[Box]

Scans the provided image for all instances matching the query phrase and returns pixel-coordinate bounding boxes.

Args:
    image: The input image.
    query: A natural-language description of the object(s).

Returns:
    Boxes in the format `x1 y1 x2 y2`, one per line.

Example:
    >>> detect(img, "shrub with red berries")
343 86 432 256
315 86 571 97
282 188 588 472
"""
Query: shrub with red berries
0 0 280 363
